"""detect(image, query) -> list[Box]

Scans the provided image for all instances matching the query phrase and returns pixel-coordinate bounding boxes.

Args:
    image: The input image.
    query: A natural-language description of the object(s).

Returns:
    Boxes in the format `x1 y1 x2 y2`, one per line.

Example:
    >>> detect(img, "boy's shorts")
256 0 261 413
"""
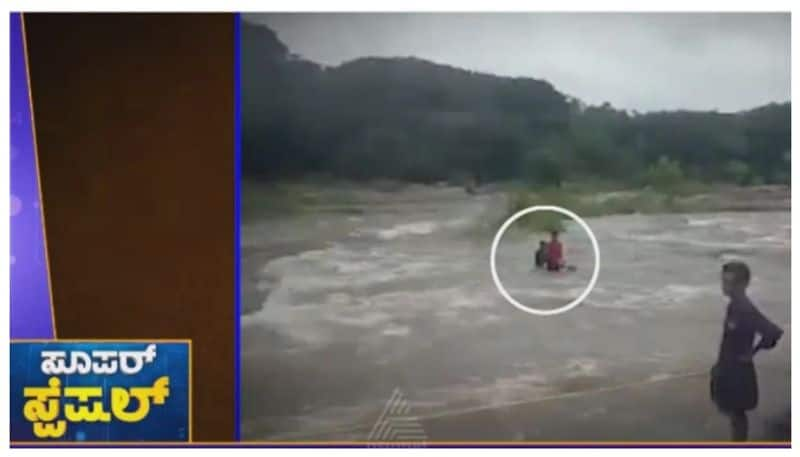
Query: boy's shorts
710 360 758 413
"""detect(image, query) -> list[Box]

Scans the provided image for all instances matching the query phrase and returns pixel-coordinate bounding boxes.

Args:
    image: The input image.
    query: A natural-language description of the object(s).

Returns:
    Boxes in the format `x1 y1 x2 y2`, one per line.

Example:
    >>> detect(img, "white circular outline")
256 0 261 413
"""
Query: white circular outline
490 205 601 316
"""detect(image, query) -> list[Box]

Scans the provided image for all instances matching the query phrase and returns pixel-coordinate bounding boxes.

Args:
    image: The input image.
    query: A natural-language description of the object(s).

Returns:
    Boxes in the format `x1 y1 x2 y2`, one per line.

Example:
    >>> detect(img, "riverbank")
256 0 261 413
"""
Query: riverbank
501 184 790 233
243 179 790 221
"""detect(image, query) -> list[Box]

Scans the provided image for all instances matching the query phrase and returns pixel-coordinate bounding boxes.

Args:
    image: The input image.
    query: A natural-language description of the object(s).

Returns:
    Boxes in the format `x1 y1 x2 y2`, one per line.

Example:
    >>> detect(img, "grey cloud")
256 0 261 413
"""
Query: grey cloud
244 12 790 113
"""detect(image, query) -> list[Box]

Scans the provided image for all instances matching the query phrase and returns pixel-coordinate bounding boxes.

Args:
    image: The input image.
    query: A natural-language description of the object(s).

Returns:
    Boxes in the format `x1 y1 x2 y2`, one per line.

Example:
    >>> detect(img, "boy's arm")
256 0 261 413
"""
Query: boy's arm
751 306 783 353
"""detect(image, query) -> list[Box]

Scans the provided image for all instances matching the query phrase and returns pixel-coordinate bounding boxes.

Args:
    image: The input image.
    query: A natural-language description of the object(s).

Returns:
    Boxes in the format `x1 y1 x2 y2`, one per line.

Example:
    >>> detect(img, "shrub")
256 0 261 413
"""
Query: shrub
641 156 685 192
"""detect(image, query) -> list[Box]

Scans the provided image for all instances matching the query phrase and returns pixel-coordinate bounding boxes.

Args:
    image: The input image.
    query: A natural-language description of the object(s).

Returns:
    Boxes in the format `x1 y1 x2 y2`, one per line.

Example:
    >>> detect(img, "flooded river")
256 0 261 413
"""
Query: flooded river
240 186 790 441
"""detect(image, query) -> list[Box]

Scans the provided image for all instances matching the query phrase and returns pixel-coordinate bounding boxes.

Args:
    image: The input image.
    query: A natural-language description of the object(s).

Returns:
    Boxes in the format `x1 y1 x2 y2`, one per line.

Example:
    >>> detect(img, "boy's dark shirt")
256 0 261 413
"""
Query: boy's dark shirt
535 247 547 267
717 295 782 364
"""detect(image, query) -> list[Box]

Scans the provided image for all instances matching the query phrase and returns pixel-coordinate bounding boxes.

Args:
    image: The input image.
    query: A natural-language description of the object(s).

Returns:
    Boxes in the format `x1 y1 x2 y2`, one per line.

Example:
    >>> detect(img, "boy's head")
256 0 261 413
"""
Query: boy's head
721 261 750 297
540 241 547 247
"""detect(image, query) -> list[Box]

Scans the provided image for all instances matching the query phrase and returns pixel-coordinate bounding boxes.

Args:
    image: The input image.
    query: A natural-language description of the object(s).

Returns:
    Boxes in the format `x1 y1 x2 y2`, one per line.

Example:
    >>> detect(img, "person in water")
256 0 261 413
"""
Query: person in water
710 261 783 441
534 241 549 269
546 231 565 272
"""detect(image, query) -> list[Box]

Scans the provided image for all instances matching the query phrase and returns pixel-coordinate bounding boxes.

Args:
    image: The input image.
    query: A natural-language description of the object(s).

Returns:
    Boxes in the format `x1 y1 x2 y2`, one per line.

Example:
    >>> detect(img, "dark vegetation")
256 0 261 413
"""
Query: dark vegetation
242 21 790 190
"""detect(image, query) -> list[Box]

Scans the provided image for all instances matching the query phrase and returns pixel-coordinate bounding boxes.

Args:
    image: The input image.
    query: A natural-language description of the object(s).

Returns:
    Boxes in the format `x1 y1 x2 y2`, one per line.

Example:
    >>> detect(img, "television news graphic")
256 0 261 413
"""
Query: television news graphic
11 341 191 442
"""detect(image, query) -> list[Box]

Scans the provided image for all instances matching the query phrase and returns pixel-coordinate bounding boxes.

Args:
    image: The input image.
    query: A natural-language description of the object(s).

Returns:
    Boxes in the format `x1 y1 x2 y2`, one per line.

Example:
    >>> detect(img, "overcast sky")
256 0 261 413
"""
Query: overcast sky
245 13 790 113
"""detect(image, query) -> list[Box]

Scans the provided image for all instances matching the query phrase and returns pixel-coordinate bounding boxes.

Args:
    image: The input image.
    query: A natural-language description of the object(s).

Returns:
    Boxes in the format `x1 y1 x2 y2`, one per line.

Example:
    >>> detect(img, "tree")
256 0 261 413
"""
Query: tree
642 156 684 192
523 151 563 188
722 160 751 186
241 22 791 188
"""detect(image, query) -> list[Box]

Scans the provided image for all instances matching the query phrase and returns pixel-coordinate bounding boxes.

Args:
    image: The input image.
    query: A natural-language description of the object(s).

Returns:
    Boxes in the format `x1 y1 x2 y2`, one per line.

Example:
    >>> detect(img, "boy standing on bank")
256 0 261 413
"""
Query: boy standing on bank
711 261 783 441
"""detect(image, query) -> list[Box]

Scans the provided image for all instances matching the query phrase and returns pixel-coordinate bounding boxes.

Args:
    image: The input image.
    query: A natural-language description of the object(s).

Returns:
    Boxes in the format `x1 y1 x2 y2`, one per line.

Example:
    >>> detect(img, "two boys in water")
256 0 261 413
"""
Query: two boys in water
534 231 566 272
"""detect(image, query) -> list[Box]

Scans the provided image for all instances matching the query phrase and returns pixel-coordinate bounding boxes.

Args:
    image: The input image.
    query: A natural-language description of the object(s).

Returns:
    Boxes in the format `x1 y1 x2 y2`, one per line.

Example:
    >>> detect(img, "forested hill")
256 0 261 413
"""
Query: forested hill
242 20 790 187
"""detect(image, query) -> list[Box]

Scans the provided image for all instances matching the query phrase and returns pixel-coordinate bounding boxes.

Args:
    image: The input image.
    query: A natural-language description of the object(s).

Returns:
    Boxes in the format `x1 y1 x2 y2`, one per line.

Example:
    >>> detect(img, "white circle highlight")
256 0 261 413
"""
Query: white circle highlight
490 205 600 316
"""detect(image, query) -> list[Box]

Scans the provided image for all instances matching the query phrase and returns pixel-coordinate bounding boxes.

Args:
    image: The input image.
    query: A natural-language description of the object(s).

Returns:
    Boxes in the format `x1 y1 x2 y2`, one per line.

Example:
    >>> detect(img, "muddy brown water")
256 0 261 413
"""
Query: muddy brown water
240 186 790 441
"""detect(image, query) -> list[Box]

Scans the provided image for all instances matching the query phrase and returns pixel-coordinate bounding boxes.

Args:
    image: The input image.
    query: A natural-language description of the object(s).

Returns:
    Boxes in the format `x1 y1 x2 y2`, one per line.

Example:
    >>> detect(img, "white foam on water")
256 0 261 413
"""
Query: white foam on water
564 358 602 378
495 372 549 388
749 235 790 246
333 259 379 274
663 284 711 297
686 217 727 227
442 216 473 231
590 283 712 311
326 311 395 328
243 292 398 346
436 309 460 322
590 295 648 310
647 373 673 382
506 287 583 302
367 286 491 313
718 253 744 263
260 244 454 299
471 313 504 327
659 284 718 309
624 233 755 251
374 221 440 240
735 224 768 235
255 275 280 293
246 280 496 346
382 325 411 336
242 308 335 348
325 292 353 306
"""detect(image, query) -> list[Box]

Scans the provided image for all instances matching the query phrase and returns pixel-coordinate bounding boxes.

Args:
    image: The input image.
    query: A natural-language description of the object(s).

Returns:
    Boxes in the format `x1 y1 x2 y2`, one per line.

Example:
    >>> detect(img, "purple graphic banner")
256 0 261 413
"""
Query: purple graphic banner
10 12 54 338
